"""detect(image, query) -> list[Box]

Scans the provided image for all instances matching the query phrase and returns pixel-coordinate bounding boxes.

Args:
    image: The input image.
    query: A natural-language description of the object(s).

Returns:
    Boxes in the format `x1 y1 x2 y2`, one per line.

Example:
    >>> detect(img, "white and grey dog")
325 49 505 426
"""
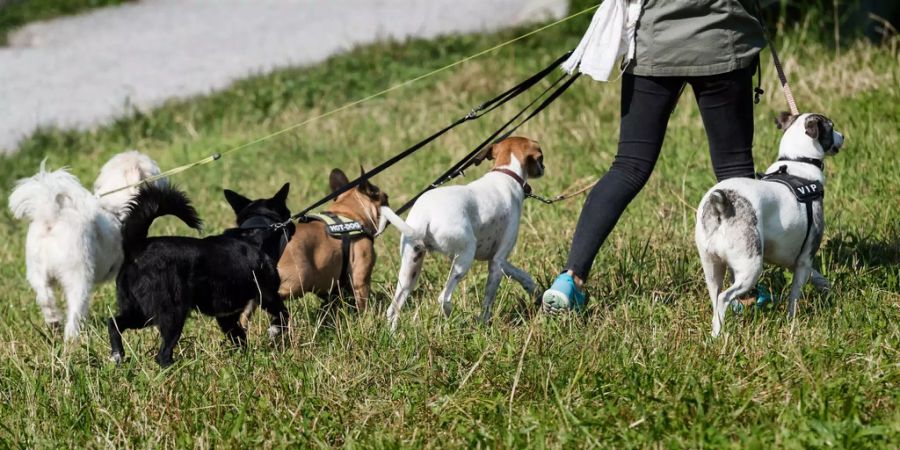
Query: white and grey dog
381 137 544 331
695 113 844 337
8 151 167 341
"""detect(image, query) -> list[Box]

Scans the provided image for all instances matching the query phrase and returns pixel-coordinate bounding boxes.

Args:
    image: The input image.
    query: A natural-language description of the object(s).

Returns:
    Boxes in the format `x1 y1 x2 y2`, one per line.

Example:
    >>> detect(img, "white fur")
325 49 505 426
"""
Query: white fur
695 113 844 337
8 151 165 341
383 156 541 332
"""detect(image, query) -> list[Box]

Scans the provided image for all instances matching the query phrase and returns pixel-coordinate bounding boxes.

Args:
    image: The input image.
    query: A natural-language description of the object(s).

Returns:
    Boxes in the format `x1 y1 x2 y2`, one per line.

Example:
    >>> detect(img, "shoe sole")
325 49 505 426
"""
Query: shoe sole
541 289 571 315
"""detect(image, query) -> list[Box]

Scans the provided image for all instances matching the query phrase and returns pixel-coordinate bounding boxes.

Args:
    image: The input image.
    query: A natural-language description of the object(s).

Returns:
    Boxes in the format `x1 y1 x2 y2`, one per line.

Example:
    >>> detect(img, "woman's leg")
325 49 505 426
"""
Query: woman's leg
690 66 756 181
563 73 685 282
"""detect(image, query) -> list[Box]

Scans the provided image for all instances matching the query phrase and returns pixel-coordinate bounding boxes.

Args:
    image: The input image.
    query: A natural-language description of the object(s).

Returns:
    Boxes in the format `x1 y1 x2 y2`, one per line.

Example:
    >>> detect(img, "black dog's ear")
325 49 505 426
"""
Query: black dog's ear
329 169 349 193
272 183 290 204
224 189 251 213
804 115 821 139
775 111 797 131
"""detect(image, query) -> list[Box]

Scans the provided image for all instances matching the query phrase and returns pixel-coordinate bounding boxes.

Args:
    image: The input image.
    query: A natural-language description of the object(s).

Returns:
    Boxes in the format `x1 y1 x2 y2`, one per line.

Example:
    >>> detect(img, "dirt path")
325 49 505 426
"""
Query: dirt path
0 0 567 153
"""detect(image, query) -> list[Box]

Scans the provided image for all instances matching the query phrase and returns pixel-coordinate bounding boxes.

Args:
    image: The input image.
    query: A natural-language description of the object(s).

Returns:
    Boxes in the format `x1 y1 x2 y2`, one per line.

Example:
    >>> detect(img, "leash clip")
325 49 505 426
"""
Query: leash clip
754 87 764 104
464 104 486 120
270 220 291 231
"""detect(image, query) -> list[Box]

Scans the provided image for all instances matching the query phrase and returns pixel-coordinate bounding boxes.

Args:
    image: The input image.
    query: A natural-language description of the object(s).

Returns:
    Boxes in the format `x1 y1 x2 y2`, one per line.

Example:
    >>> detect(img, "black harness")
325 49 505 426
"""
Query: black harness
758 160 825 263
301 212 373 288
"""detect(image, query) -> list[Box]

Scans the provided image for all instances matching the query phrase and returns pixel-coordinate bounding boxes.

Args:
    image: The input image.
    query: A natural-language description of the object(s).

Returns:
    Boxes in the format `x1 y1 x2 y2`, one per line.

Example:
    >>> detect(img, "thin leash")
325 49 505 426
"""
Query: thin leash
97 3 601 198
526 176 598 205
753 0 800 115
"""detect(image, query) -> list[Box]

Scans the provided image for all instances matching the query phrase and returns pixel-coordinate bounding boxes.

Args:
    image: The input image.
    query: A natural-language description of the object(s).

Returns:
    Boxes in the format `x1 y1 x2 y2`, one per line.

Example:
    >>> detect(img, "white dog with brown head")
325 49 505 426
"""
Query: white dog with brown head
382 136 544 331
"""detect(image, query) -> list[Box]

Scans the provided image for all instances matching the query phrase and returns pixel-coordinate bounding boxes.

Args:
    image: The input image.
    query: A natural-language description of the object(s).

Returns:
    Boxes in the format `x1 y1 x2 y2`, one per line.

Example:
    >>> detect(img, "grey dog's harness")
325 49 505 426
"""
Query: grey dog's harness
759 162 825 264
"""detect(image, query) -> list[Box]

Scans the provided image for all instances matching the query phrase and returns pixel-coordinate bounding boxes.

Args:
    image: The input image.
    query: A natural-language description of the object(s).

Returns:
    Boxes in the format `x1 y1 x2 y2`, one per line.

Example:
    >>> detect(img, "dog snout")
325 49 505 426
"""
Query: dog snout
831 131 844 153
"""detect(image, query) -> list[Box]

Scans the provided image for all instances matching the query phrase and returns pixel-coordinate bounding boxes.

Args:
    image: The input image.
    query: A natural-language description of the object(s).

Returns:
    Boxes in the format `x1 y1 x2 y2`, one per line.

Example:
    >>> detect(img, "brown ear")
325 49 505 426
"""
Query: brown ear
473 143 495 166
358 166 375 194
775 111 797 131
329 168 349 193
804 115 821 139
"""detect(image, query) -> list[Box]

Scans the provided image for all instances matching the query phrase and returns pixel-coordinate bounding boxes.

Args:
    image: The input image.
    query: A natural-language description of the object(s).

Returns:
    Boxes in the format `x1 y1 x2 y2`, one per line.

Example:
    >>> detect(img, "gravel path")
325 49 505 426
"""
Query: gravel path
0 0 567 153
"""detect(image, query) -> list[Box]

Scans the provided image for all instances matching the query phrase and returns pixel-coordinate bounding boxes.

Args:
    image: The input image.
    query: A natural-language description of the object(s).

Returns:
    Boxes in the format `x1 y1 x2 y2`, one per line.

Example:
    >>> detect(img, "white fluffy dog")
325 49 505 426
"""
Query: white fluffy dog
8 151 167 341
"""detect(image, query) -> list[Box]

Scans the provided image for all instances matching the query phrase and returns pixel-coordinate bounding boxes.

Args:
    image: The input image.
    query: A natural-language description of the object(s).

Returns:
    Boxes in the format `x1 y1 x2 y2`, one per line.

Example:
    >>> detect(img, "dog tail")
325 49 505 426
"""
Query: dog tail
708 190 734 218
701 189 735 233
8 160 89 224
379 206 420 239
121 185 202 254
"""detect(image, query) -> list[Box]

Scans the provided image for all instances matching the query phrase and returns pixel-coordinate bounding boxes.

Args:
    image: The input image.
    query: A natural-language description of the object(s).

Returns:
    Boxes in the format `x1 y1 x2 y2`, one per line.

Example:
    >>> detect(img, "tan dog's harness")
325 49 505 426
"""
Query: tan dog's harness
303 212 373 288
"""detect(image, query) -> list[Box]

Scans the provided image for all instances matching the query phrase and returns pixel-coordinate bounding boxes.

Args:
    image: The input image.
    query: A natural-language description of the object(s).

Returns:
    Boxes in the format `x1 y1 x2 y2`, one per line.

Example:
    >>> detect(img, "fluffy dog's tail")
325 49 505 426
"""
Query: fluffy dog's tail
122 185 202 254
379 206 421 239
8 160 91 224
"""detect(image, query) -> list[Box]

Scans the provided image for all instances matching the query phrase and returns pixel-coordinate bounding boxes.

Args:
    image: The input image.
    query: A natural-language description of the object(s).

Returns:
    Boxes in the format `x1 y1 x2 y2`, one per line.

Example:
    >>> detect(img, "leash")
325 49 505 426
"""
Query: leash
753 0 800 115
396 72 581 214
287 52 576 224
526 176 598 205
97 4 601 198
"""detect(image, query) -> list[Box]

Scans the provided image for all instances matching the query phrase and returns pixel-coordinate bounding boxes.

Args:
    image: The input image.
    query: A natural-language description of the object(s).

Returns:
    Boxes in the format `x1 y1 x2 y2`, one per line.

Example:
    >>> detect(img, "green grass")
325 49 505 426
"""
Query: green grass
0 0 131 45
1 2 898 447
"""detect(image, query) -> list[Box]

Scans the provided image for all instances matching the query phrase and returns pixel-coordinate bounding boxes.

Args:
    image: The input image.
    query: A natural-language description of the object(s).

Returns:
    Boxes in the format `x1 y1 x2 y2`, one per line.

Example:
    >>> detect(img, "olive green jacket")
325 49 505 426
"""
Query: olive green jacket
628 0 766 77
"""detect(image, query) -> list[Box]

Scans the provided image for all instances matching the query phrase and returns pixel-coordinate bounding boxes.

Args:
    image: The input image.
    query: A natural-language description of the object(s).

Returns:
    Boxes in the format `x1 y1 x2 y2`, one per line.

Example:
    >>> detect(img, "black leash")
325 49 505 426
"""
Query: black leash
277 51 573 227
397 72 581 214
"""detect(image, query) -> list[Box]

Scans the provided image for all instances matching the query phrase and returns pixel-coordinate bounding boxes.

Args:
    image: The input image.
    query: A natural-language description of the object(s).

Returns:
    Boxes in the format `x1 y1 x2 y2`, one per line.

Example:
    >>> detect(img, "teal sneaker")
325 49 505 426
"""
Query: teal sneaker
731 284 775 314
542 273 586 315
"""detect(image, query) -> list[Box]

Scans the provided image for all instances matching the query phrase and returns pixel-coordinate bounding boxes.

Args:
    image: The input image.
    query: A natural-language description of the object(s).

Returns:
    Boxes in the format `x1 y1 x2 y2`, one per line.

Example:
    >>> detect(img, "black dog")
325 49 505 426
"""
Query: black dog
108 183 294 367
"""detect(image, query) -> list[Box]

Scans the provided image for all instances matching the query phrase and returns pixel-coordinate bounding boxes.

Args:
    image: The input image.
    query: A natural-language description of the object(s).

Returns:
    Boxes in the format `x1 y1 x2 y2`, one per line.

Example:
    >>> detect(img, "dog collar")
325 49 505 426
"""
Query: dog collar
777 156 824 170
491 168 532 195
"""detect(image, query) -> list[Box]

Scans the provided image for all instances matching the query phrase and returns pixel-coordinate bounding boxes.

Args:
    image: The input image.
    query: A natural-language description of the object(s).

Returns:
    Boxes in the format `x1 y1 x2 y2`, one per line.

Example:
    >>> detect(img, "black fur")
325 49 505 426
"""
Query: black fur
109 184 292 367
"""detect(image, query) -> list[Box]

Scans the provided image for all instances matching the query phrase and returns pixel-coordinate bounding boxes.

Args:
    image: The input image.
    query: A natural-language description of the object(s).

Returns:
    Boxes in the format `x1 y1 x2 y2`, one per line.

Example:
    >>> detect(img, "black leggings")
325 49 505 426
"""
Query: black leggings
565 66 757 280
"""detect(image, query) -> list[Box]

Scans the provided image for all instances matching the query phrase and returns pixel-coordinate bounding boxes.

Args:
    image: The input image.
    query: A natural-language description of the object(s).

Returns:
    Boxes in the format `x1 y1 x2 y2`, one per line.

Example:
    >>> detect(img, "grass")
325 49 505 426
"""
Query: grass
0 0 131 45
1 1 898 447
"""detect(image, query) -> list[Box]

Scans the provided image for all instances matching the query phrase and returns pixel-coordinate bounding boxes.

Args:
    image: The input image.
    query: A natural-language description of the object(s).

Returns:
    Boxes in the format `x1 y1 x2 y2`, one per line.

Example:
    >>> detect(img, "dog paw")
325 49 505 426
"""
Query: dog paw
267 325 285 340
155 355 174 368
109 352 123 366
441 302 453 318
63 324 81 342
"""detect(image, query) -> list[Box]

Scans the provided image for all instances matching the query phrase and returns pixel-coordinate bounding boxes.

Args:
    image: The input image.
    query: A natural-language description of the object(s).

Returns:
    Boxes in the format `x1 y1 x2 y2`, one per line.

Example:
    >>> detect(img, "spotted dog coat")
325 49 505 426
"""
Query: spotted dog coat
695 113 844 337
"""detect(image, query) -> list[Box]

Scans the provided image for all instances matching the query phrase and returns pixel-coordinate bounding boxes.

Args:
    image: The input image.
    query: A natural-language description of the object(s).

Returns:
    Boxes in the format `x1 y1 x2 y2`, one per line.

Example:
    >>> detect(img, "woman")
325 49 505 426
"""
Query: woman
542 0 766 311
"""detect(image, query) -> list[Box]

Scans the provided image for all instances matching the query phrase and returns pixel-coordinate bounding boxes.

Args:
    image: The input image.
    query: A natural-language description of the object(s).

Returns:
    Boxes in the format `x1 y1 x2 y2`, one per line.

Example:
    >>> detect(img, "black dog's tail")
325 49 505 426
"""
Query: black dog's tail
122 185 202 254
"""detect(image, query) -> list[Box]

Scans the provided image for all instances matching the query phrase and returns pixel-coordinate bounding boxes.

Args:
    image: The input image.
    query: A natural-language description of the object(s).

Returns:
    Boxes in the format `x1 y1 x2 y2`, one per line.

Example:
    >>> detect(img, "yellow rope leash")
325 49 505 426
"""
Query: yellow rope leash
99 3 600 197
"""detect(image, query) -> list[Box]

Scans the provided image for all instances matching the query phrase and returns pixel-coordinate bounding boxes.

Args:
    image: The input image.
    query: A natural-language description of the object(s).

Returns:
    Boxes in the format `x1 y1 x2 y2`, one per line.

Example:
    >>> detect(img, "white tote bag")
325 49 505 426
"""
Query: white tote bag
562 0 643 82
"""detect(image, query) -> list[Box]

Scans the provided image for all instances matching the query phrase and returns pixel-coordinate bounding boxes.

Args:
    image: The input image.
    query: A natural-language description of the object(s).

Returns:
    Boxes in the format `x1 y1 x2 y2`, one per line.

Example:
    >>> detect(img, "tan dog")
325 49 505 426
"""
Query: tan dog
276 168 390 312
